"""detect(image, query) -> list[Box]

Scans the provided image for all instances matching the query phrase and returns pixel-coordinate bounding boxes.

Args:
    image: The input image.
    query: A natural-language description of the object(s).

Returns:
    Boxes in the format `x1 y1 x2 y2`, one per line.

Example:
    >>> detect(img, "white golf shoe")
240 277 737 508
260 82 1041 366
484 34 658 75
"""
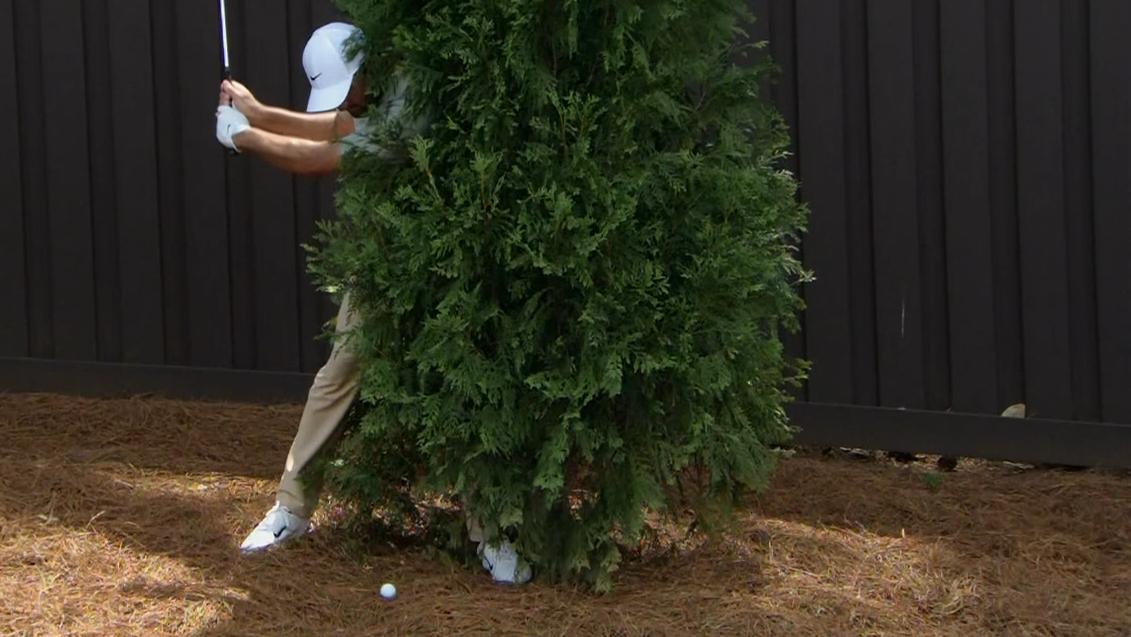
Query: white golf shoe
239 503 312 555
479 539 532 585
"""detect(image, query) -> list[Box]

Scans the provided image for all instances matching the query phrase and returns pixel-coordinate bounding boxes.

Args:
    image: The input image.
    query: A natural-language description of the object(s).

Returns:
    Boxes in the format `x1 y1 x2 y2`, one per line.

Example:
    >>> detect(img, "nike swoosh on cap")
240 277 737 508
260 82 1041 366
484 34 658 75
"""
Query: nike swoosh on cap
309 72 323 82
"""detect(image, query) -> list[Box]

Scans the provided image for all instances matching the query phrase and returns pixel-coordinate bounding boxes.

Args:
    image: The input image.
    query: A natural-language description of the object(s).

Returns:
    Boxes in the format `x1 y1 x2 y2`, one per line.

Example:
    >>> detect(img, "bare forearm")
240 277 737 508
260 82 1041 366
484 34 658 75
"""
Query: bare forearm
249 106 352 141
220 79 354 141
234 128 342 175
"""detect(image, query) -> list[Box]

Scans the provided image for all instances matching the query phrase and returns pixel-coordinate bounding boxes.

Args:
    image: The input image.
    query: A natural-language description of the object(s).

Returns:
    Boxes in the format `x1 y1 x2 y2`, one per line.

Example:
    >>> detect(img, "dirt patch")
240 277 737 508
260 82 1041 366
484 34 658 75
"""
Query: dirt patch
1 392 1128 636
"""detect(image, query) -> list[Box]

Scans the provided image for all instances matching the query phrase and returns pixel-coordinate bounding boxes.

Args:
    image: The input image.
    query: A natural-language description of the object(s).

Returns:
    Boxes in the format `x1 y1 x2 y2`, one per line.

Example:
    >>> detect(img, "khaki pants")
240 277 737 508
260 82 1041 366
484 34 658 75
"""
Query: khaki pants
274 295 491 542
276 295 361 518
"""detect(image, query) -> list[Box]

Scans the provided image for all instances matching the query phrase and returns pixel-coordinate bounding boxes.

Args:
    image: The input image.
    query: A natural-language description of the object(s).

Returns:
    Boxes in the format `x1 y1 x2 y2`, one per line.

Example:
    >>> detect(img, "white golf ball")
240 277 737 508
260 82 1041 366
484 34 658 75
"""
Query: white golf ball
380 583 397 600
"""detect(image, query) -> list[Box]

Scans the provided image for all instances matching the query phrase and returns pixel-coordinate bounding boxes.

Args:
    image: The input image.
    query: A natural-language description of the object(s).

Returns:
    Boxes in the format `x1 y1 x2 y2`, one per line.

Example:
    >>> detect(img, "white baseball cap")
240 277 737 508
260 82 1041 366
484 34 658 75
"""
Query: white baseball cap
303 22 364 112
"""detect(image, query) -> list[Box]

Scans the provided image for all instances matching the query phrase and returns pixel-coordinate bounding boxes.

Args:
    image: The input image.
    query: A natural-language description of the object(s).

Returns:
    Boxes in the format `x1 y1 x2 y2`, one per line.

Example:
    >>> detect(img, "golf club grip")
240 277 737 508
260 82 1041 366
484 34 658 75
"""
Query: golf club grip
223 67 237 156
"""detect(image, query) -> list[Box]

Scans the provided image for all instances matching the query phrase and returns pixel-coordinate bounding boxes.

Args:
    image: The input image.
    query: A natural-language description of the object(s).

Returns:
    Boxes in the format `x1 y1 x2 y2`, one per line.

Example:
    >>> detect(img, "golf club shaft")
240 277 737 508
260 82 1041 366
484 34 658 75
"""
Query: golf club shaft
220 0 236 155
220 0 231 78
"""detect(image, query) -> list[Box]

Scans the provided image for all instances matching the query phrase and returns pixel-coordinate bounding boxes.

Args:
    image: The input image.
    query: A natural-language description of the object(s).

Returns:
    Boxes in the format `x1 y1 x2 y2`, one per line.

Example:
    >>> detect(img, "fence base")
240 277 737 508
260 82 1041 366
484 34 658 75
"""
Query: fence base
3 357 1128 469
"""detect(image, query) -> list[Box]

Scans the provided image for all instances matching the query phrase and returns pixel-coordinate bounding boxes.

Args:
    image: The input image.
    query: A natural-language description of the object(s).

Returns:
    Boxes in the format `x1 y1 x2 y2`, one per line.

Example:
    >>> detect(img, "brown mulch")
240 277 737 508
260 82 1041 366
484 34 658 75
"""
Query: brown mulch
1 392 1128 637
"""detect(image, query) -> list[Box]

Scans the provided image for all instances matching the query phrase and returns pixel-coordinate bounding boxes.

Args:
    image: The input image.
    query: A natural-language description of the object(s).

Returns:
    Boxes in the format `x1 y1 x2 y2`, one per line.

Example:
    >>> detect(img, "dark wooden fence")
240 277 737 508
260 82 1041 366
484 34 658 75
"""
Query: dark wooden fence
2 0 1129 466
0 0 344 377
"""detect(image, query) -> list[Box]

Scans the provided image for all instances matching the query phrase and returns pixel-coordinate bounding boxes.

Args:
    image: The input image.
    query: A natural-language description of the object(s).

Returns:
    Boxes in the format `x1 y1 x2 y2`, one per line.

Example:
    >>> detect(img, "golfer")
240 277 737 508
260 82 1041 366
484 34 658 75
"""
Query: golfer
215 22 530 585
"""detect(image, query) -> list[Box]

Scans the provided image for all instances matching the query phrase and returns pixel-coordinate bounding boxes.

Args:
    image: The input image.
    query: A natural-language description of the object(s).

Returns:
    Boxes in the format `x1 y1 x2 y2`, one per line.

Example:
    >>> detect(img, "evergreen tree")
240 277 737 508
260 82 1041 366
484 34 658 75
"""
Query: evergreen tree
312 0 807 590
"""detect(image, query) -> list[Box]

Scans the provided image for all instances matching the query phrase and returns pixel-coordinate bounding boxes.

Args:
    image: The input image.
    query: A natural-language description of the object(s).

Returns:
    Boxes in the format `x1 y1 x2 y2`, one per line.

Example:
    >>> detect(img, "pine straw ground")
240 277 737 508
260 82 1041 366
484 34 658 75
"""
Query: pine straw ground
1 393 1128 637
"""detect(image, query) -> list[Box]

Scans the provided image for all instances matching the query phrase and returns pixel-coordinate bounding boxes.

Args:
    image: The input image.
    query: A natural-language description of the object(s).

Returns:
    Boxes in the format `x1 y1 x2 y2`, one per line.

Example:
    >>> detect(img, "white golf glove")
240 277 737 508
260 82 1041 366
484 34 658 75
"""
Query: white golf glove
216 105 250 152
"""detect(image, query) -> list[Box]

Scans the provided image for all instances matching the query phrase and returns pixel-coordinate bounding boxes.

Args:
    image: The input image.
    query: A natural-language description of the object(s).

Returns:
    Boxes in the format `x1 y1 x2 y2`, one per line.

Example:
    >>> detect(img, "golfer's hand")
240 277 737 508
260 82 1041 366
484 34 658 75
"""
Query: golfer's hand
220 79 263 121
216 105 250 152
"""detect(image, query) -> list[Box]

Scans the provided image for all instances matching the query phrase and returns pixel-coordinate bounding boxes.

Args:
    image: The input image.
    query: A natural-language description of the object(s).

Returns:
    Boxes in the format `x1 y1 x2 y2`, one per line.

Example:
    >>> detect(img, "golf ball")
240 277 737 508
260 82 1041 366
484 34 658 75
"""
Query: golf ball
380 583 397 600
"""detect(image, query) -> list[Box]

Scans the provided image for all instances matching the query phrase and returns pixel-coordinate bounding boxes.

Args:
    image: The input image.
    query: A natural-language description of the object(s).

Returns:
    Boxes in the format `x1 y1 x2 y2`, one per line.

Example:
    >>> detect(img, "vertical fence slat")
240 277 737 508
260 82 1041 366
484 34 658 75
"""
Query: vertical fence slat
0 0 28 358
224 0 257 370
843 0 878 407
150 0 189 365
912 0 951 412
245 2 301 372
109 0 165 365
14 0 51 360
227 151 258 370
772 0 807 394
173 2 233 367
1061 0 1100 422
40 0 97 361
82 1 123 363
986 0 1025 410
767 0 806 380
939 0 998 413
867 0 925 409
1014 0 1073 420
796 0 854 404
1090 0 1131 424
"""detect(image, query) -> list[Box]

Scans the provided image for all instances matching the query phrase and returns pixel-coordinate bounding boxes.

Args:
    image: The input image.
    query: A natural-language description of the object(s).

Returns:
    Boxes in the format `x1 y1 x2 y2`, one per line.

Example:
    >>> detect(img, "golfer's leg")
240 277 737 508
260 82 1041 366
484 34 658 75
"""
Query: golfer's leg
276 295 361 518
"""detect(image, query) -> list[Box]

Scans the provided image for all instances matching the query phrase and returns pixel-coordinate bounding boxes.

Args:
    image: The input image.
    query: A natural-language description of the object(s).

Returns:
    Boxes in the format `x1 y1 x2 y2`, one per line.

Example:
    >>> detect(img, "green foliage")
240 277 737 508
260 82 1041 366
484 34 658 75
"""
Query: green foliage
311 0 807 591
920 471 946 492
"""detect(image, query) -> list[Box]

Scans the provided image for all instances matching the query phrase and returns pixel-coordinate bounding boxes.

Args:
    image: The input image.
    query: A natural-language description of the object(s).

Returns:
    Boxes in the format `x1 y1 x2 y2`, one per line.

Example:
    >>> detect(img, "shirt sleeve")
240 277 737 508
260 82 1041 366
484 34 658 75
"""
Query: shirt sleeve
339 76 431 161
340 119 384 156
